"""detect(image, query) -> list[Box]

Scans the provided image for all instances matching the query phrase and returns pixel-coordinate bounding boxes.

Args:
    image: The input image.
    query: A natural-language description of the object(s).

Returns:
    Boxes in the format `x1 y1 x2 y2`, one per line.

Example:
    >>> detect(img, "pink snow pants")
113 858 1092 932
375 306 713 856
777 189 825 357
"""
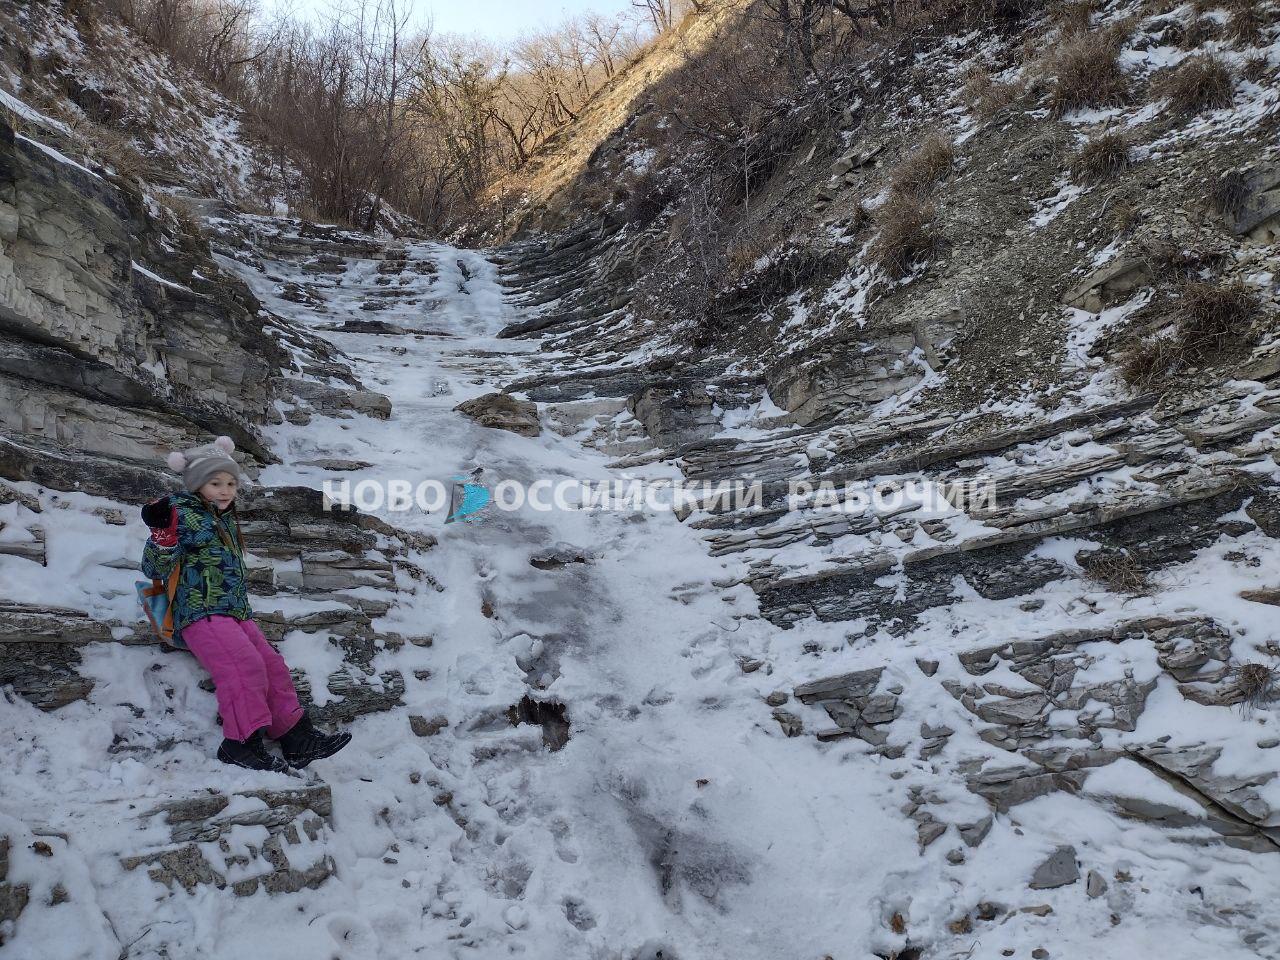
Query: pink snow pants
182 616 304 741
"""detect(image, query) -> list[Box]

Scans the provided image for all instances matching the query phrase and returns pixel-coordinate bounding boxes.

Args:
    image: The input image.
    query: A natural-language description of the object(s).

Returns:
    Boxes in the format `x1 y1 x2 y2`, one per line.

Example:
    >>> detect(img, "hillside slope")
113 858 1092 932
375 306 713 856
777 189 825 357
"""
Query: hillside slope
0 0 284 206
475 0 749 239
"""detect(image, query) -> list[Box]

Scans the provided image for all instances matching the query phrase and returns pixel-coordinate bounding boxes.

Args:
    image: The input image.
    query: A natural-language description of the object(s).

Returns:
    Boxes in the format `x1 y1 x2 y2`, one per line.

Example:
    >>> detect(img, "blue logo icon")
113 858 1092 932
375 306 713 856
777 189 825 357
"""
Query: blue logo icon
447 476 490 523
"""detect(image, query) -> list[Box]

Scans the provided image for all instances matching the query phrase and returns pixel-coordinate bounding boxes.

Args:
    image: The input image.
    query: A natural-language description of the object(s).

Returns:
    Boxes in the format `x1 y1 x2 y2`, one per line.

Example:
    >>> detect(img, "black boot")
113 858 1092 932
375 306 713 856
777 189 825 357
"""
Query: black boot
278 714 351 769
217 729 289 772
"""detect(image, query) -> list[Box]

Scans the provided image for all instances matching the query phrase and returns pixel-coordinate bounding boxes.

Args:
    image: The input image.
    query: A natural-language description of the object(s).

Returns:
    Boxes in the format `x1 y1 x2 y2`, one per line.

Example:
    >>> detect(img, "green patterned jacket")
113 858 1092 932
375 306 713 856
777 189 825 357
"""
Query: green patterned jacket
141 491 251 631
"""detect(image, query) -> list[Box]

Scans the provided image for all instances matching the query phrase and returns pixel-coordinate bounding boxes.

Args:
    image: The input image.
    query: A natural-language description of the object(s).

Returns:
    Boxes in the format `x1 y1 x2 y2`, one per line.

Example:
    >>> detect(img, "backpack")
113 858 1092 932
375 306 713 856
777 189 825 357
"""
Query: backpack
136 563 186 649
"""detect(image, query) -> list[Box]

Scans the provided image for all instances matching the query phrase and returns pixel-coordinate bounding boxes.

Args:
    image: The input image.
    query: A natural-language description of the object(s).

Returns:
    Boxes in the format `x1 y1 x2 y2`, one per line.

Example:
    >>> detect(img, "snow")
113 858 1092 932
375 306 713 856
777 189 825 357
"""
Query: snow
1062 106 1125 125
1062 290 1153 372
275 631 349 707
0 86 71 134
624 147 656 172
1030 182 1087 229
1090 238 1122 268
140 358 168 380
712 391 791 440
131 261 193 292
14 133 101 180
0 489 146 625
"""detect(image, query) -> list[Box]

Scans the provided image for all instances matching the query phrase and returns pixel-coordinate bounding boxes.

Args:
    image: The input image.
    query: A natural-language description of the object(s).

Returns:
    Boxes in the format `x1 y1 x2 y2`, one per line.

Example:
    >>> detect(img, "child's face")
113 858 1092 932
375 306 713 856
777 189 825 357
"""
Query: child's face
198 471 238 510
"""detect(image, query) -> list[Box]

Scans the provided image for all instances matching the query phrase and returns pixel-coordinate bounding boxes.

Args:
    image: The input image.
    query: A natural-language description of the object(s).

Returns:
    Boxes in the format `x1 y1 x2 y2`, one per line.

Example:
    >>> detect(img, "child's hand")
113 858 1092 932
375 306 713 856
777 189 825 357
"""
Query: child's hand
142 497 178 548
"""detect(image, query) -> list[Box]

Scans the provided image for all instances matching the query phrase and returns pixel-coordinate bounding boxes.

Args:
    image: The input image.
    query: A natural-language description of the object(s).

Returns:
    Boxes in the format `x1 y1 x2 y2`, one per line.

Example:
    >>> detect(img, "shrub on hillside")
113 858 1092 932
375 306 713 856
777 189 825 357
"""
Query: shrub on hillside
65 117 157 182
1145 240 1217 279
1154 55 1235 117
870 194 937 278
721 238 840 311
1226 0 1264 44
1072 132 1130 181
890 132 955 196
989 0 1046 21
1118 279 1259 387
723 234 771 285
622 167 676 228
850 196 872 235
1046 30 1128 116
1175 279 1259 361
648 13 803 208
1173 15 1218 49
920 0 1044 28
1108 199 1141 235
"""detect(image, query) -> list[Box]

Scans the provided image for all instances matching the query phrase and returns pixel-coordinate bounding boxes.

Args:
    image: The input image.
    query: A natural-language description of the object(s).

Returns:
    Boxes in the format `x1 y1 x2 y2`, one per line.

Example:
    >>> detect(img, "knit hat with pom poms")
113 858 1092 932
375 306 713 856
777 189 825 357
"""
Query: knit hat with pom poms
167 435 241 492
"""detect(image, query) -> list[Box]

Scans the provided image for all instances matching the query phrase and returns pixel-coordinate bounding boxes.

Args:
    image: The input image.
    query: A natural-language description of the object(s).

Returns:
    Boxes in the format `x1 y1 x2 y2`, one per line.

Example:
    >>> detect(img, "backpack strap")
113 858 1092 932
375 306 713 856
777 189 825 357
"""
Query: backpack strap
161 564 181 641
164 564 180 599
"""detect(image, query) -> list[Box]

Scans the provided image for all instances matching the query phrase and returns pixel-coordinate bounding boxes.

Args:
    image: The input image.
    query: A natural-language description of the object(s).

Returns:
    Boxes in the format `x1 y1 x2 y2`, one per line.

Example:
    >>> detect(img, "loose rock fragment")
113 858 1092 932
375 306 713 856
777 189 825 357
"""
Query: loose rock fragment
1029 845 1080 890
1086 869 1108 898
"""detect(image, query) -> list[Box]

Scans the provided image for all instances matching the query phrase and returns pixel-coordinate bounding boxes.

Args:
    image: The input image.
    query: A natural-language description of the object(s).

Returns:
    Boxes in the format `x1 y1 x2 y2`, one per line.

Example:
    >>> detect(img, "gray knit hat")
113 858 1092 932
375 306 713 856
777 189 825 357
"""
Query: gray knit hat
167 435 241 492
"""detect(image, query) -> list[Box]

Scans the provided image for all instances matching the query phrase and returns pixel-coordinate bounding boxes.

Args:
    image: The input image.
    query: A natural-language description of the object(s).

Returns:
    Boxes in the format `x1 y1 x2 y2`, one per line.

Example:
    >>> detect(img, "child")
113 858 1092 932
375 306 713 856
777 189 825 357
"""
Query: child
141 435 351 772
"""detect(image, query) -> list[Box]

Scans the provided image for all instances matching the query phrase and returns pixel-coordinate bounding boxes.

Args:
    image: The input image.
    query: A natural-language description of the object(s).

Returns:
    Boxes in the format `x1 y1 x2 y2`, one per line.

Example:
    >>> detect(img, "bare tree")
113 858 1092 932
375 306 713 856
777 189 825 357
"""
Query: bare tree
95 0 669 232
632 0 677 33
412 35 509 205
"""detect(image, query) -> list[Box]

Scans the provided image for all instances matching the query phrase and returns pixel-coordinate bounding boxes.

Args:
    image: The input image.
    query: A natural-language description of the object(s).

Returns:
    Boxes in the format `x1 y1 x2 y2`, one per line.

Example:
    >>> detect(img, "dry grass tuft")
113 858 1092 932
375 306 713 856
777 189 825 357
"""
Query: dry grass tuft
1145 239 1216 279
1046 30 1128 116
1242 53 1271 84
1054 0 1097 36
890 132 956 196
961 67 1024 118
1174 16 1218 49
1210 169 1250 216
989 0 1045 21
870 194 937 278
1120 279 1260 386
1226 2 1264 44
1109 199 1141 234
1079 548 1153 593
723 238 840 308
850 197 872 235
1119 335 1181 389
153 192 202 232
1154 55 1235 117
1073 132 1131 181
914 0 1044 28
723 234 770 285
1233 662 1277 711
92 134 155 182
773 244 840 294
1176 279 1259 360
